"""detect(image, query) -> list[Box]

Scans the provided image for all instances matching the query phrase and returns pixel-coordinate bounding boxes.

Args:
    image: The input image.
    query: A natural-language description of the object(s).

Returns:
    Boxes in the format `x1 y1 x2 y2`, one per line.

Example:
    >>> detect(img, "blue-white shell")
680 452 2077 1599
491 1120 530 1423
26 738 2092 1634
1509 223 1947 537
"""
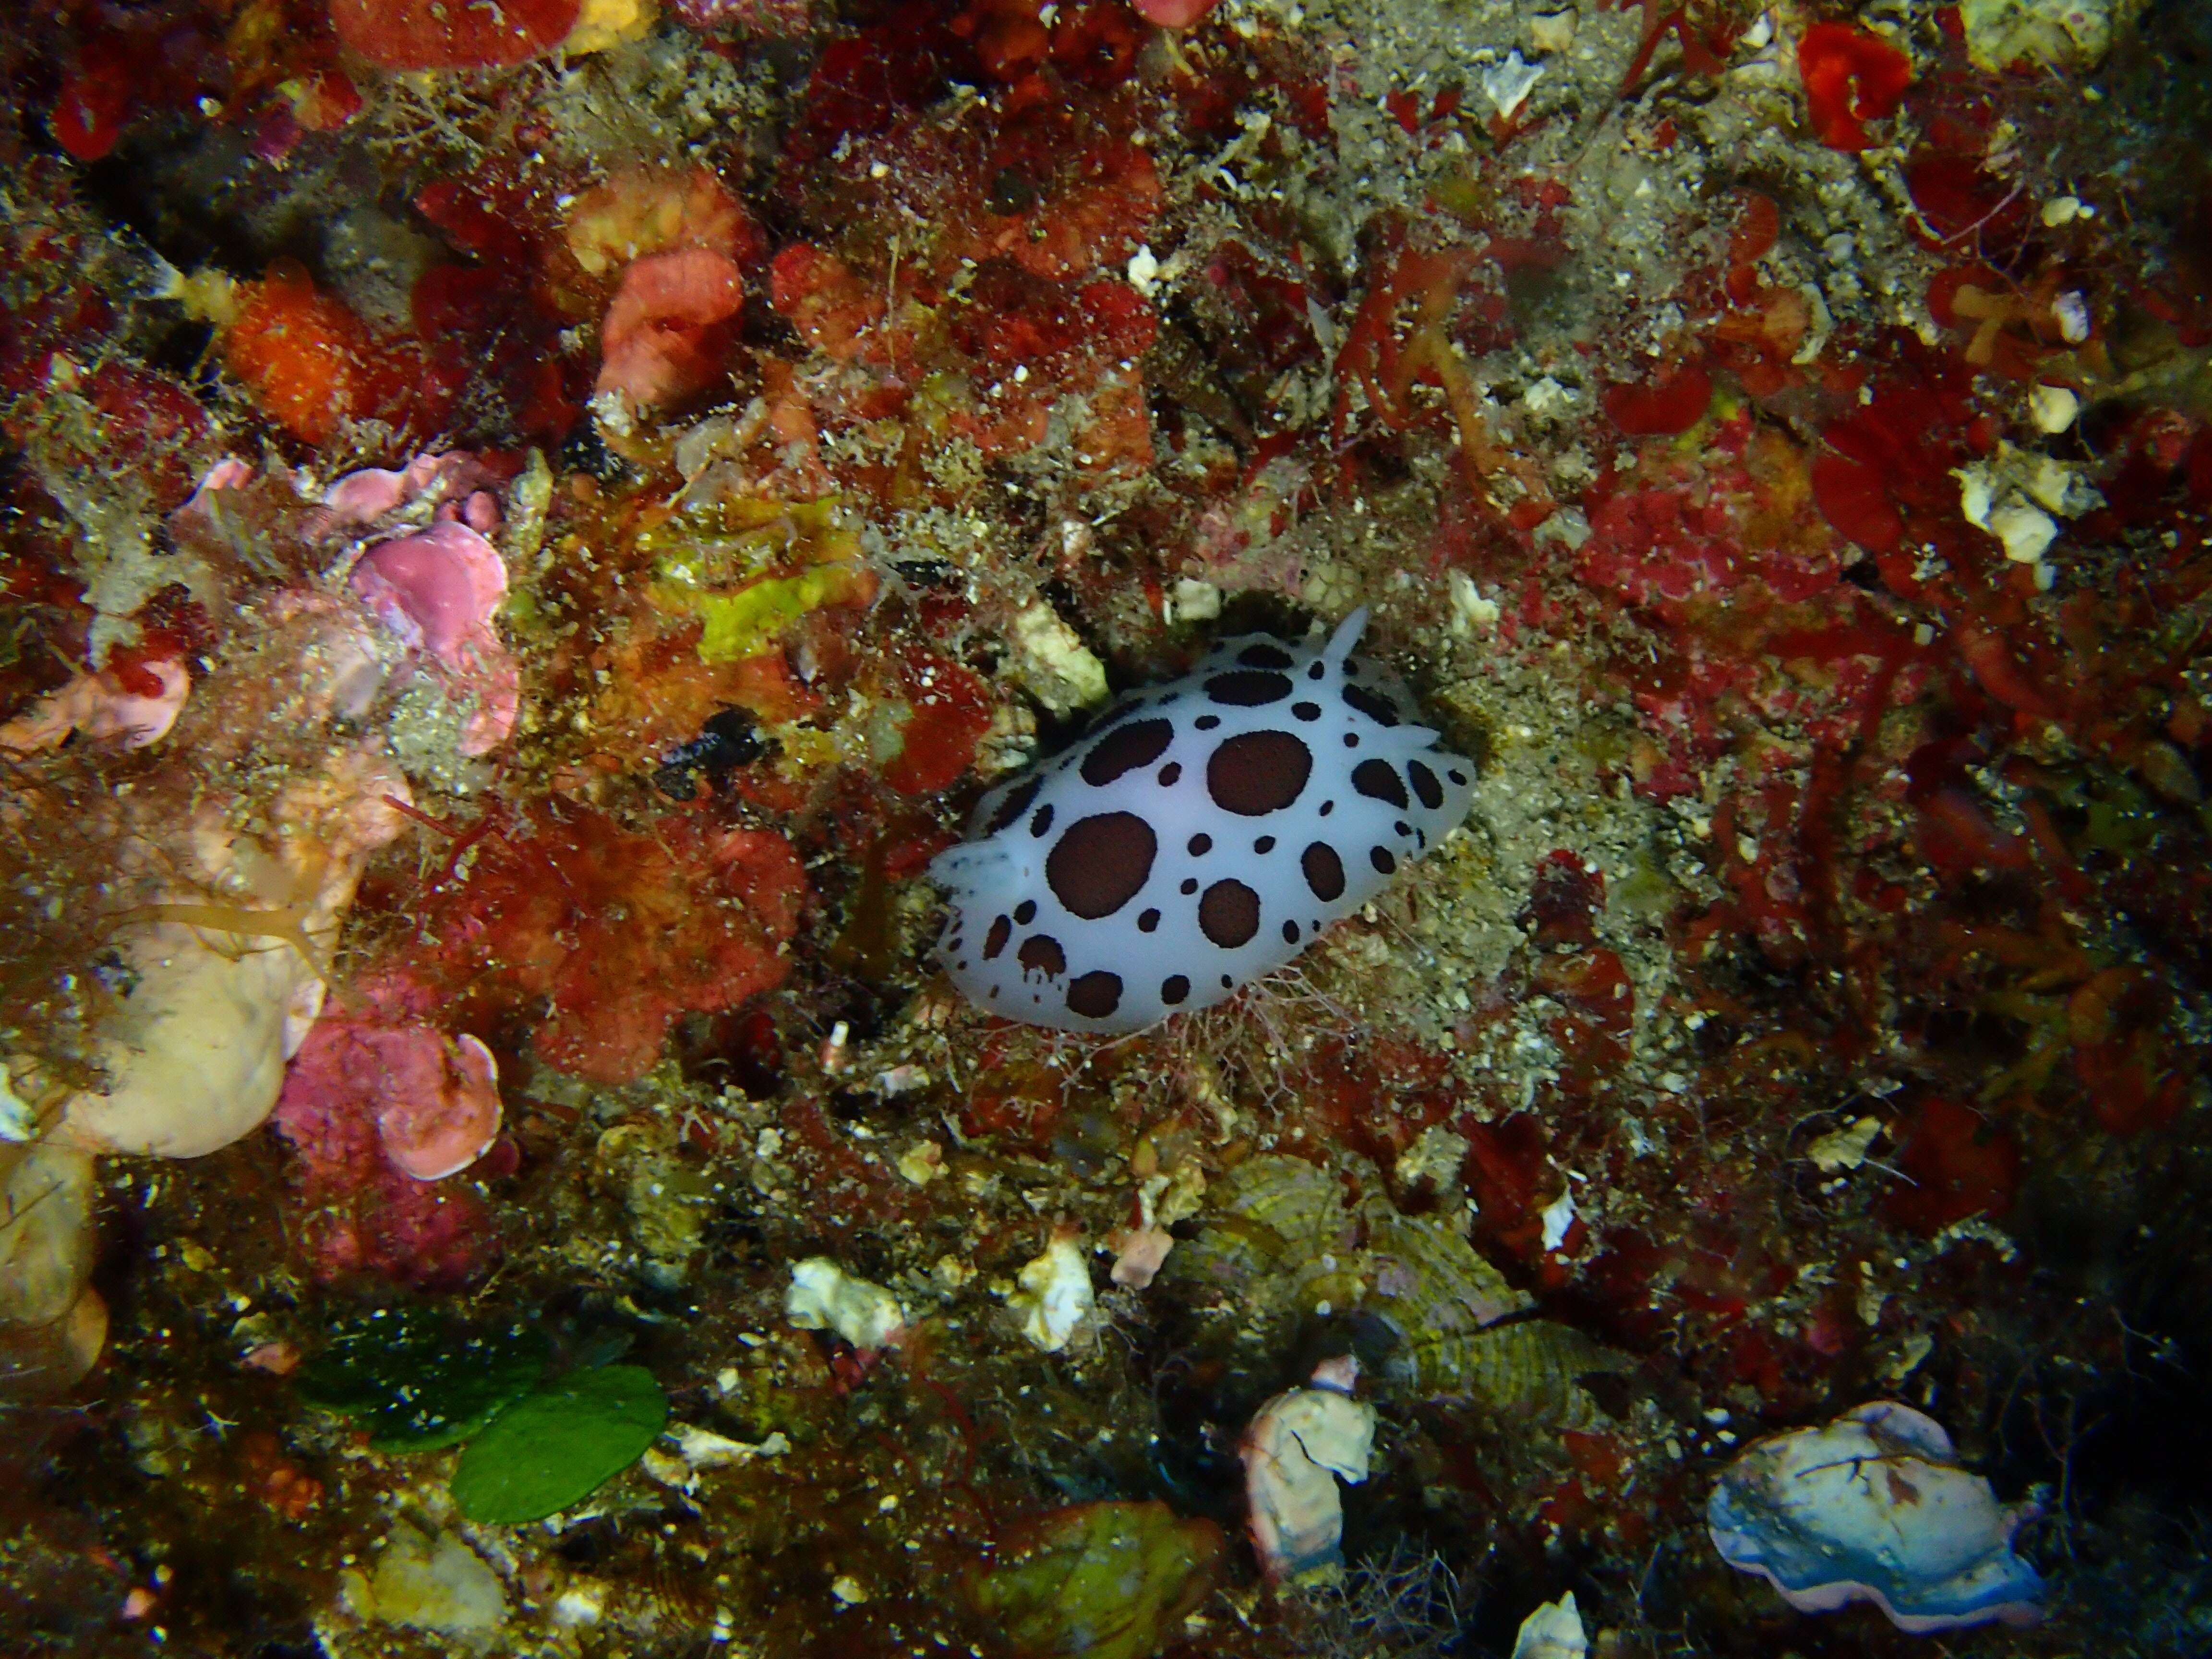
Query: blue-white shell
928 609 1476 1034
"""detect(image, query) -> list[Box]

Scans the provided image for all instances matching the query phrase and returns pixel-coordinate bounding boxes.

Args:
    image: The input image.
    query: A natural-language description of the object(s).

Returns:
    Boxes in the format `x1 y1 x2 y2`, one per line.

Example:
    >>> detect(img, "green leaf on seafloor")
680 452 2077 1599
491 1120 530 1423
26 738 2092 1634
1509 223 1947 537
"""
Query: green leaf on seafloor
450 1364 670 1525
296 1310 552 1453
967 1500 1224 1659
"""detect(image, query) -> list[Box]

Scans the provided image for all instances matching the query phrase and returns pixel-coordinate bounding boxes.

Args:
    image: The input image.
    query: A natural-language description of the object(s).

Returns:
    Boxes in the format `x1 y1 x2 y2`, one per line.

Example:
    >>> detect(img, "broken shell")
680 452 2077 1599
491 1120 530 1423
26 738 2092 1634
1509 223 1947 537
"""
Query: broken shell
1512 1592 1588 1659
1707 1400 2044 1633
1241 1356 1376 1583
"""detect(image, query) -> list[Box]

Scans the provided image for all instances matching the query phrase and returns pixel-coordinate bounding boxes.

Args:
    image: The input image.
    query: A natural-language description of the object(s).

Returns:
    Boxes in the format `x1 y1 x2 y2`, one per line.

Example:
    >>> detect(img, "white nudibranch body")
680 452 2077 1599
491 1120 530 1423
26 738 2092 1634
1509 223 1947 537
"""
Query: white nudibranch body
927 609 1476 1034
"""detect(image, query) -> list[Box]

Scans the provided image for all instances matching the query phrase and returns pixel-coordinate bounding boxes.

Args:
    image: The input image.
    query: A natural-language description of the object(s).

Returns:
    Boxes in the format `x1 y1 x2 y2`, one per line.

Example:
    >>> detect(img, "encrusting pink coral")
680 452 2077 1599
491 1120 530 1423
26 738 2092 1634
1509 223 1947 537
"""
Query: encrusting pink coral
186 453 523 755
276 976 504 1183
271 974 504 1286
348 521 519 755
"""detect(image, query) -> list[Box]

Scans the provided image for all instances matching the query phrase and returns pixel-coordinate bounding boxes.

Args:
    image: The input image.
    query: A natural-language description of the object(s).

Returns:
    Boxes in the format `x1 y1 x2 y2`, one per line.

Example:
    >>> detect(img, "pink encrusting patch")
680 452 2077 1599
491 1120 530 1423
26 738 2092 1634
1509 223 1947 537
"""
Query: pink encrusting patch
372 1031 505 1181
595 247 747 411
348 521 519 755
1130 0 1221 26
272 984 505 1286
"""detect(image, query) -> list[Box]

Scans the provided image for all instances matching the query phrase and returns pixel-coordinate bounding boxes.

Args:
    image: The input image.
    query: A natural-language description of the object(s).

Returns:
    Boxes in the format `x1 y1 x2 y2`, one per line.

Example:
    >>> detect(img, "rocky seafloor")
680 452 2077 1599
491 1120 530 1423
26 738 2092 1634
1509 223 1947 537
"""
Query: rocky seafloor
4 0 2212 1654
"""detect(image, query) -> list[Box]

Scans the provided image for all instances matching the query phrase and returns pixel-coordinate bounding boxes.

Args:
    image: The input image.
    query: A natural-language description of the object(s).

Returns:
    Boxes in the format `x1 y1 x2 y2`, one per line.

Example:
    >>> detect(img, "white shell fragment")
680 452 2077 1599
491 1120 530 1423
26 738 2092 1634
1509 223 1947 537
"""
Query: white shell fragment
930 610 1477 1034
2027 383 2080 433
1241 1355 1377 1583
1954 443 2103 570
1511 1592 1588 1659
785 1258 906 1350
1479 51 1545 120
1529 11 1577 54
1009 1227 1096 1351
1707 1400 2045 1633
1805 1117 1883 1173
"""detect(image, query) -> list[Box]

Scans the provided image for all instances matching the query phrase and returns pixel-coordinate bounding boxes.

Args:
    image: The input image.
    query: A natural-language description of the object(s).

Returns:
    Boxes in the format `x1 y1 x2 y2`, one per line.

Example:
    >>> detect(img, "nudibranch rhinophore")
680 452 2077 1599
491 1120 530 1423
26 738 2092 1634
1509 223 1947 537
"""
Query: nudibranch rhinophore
928 609 1477 1033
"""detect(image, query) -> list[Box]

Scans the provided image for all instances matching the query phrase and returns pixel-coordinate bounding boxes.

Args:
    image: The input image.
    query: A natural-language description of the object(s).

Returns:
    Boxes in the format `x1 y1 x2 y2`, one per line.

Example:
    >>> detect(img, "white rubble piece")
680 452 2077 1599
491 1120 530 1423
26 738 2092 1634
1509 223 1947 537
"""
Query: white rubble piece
1009 1226 1096 1350
1512 1592 1589 1659
785 1258 906 1350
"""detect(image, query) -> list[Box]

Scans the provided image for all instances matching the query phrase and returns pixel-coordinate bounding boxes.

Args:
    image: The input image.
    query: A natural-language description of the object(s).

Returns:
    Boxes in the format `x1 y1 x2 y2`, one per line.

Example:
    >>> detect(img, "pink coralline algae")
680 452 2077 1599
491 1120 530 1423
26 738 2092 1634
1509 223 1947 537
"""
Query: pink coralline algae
272 977 505 1286
348 521 519 755
1129 0 1221 27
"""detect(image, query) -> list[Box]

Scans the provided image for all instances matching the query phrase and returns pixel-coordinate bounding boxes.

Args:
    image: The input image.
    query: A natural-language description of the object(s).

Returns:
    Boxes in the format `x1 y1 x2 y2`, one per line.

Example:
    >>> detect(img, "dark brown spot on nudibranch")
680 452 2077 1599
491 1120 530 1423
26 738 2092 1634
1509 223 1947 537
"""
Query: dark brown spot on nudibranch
1205 670 1293 706
1046 812 1157 919
1238 642 1295 669
1081 718 1175 786
1282 919 1299 943
983 776 1043 834
1157 762 1182 786
1407 759 1444 809
1138 908 1161 932
1293 701 1321 721
985 915 1013 958
1188 833 1212 855
1014 899 1037 924
1198 879 1261 948
1301 842 1345 902
1342 683 1401 726
1017 934 1066 977
1353 758 1408 808
1161 974 1190 1004
1370 846 1396 874
1206 730 1311 816
1030 804 1055 837
1067 971 1122 1018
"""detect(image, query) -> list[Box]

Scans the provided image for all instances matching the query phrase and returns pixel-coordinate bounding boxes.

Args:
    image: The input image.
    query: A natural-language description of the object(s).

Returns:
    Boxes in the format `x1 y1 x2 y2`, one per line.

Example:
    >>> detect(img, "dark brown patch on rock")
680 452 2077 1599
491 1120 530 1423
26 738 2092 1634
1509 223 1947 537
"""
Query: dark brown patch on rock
1067 971 1122 1019
1198 879 1261 948
1206 731 1311 816
1081 718 1175 786
1046 812 1158 919
1301 843 1345 902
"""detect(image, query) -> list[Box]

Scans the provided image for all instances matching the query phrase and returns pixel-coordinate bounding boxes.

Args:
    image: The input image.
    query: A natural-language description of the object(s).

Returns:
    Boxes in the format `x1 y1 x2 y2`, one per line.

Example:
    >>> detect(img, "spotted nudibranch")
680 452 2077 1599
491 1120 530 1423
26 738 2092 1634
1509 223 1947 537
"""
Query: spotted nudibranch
928 609 1477 1033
